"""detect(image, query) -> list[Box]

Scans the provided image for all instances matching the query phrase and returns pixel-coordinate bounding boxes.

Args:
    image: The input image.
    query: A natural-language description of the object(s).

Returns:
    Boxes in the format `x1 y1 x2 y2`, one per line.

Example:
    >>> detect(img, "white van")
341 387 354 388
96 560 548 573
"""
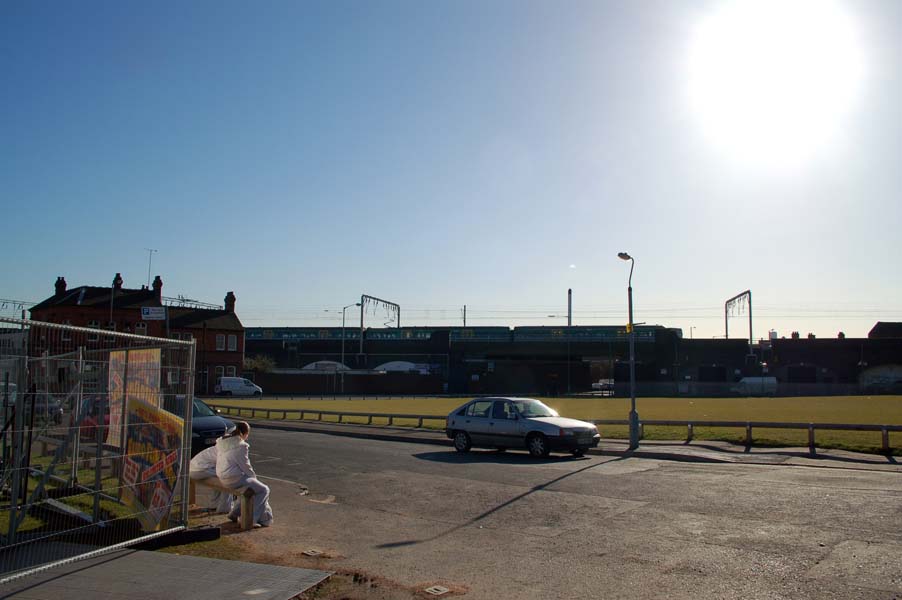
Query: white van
730 377 777 396
215 376 263 397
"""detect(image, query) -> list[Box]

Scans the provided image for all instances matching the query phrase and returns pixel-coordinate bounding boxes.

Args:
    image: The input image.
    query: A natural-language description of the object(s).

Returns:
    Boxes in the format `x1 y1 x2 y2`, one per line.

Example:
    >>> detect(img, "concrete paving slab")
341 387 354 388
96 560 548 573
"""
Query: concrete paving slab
0 549 330 600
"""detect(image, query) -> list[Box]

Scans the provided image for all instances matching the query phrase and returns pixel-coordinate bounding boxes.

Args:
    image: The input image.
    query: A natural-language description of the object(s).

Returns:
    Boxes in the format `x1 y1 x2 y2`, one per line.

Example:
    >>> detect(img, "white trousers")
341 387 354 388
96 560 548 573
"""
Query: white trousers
189 468 234 514
221 475 273 526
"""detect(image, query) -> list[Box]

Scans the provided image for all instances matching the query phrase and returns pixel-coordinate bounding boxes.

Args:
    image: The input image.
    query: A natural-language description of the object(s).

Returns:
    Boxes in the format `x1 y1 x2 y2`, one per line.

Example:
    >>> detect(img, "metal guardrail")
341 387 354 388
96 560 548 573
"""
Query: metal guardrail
590 420 902 455
206 403 901 454
208 404 445 428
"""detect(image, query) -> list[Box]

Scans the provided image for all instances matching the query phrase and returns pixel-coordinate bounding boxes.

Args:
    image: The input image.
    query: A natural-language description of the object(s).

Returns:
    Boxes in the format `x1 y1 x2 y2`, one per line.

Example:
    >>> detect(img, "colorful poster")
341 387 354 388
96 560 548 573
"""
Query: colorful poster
107 348 162 448
120 396 184 532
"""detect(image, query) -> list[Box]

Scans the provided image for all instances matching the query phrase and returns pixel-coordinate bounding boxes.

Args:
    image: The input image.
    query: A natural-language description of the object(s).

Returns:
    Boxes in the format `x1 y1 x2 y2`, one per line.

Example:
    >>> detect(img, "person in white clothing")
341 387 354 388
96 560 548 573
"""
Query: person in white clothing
189 444 234 514
215 421 273 527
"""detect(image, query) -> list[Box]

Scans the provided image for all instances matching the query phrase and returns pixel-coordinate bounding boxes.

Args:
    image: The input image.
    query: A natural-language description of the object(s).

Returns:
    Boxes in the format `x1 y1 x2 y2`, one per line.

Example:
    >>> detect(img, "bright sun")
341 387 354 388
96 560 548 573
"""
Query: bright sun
687 0 865 169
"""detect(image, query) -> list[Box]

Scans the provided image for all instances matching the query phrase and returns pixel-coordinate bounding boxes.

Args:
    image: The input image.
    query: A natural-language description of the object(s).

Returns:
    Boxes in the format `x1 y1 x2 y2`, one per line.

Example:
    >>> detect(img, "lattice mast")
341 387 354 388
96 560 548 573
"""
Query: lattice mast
724 290 753 347
358 295 400 355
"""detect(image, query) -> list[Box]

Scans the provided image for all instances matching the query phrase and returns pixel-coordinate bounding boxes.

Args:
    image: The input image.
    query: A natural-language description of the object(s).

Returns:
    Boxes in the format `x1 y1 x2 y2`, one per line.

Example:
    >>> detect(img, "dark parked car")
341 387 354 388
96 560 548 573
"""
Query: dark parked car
72 394 233 455
187 397 235 456
446 397 600 457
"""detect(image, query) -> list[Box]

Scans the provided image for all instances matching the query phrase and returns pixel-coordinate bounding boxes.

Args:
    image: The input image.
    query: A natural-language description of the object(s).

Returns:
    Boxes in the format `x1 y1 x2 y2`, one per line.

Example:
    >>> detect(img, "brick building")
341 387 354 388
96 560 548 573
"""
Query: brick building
29 274 245 395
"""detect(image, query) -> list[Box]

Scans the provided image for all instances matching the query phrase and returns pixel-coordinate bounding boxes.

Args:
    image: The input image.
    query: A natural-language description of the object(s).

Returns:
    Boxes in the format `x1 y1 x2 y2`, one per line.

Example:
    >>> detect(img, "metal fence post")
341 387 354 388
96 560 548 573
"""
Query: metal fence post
808 425 816 456
687 423 693 443
881 428 889 453
745 424 752 447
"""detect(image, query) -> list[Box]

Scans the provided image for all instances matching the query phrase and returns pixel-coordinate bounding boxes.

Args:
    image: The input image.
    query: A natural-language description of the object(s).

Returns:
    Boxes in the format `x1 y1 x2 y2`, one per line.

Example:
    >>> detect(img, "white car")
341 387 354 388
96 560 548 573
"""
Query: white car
445 397 600 458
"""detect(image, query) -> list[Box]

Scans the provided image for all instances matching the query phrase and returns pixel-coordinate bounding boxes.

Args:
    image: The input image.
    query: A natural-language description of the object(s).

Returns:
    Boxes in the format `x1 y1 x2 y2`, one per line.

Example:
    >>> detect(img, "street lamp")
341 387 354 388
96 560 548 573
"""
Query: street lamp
341 303 361 394
618 252 639 450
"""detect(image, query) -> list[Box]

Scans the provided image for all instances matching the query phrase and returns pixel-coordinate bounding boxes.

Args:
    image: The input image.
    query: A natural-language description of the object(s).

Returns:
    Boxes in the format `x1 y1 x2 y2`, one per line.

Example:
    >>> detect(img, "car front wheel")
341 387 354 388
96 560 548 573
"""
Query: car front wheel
527 433 550 458
453 431 472 453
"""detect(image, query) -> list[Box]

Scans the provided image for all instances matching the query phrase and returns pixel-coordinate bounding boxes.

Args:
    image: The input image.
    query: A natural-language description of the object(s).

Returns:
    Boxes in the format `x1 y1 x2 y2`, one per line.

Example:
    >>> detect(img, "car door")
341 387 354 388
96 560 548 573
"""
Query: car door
489 400 522 448
463 399 494 446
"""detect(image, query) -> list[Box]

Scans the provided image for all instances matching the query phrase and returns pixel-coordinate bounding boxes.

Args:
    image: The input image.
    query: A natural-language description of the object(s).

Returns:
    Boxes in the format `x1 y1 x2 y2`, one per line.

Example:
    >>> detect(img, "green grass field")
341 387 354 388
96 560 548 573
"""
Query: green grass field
207 395 902 455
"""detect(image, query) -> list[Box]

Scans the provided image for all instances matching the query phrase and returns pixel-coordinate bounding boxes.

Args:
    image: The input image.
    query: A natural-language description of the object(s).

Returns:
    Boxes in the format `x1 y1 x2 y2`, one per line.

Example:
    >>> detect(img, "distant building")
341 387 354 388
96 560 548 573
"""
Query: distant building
868 322 902 339
29 274 244 394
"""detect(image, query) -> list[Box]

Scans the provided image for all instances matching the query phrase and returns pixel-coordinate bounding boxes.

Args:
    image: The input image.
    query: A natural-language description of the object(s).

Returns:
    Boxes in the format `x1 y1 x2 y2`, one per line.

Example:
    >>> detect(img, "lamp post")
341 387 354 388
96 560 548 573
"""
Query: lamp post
341 303 361 394
618 252 639 450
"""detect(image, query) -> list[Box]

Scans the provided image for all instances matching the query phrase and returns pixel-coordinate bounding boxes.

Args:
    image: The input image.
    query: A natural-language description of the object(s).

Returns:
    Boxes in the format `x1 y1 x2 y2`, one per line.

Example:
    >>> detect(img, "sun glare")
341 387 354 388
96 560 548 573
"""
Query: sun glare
687 0 865 169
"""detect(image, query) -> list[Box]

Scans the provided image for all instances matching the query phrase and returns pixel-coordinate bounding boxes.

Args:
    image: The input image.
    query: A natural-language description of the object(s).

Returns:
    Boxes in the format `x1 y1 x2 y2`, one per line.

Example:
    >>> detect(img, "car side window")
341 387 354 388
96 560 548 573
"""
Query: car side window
467 401 492 418
491 401 507 419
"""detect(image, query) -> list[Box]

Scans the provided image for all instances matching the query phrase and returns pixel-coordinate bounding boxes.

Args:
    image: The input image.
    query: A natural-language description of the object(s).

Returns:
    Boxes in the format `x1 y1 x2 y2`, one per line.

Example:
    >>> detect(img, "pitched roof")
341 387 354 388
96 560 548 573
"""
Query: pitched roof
30 286 160 312
868 322 902 339
168 307 244 331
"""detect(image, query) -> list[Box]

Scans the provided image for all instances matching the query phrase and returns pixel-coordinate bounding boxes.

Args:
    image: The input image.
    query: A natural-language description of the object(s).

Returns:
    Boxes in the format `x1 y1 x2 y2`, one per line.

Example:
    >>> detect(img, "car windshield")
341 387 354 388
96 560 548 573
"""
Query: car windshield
193 399 217 417
510 399 558 418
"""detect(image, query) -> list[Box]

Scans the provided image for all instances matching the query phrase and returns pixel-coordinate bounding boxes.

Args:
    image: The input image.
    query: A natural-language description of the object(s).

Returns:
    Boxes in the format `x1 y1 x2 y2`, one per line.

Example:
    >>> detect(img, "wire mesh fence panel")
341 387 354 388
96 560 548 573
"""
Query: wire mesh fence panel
0 318 196 580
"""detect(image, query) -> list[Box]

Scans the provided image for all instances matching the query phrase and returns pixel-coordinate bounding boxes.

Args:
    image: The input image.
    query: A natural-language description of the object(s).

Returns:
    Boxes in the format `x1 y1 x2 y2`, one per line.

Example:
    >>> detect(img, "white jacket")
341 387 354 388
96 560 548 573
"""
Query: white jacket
190 445 217 473
215 435 256 486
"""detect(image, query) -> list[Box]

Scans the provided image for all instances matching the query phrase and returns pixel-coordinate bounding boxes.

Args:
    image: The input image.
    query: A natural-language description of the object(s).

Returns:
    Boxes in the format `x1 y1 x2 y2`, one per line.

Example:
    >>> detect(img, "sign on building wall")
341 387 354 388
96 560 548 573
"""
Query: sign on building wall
141 307 167 320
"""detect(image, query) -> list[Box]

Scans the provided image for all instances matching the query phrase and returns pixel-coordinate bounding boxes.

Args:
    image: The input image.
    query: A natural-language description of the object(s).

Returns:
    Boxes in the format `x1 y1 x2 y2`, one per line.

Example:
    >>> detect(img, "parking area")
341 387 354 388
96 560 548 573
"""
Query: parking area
187 426 902 599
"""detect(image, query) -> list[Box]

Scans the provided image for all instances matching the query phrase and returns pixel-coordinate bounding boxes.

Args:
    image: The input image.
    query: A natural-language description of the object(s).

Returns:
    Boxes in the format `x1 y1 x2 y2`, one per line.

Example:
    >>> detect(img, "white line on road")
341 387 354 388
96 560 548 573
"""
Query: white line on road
259 475 306 486
252 457 282 464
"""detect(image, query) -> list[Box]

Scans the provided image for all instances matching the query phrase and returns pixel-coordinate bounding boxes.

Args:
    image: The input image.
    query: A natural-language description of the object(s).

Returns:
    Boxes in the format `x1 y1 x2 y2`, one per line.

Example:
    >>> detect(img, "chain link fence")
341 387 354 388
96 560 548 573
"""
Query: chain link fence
0 318 195 581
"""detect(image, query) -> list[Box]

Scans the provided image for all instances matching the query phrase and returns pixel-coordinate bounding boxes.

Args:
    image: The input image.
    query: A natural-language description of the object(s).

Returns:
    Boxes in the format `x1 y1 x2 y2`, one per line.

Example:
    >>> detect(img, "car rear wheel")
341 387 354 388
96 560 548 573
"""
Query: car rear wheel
570 448 586 457
453 431 471 453
253 391 261 397
527 433 550 458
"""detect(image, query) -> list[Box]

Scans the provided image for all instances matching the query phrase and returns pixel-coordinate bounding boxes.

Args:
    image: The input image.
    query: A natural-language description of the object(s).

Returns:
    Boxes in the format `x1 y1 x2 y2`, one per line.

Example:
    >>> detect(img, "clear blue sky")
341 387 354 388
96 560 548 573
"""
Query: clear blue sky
2 0 900 338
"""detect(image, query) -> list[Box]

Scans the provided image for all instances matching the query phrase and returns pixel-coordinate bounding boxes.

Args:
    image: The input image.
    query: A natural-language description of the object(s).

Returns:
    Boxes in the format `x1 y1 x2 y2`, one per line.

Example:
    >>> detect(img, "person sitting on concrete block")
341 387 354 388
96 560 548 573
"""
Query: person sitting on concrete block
215 421 273 528
189 444 235 514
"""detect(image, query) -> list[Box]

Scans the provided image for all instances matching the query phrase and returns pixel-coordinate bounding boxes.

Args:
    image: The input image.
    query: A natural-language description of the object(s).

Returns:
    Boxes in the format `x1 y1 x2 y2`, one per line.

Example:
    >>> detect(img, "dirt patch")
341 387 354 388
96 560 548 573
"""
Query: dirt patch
161 525 467 599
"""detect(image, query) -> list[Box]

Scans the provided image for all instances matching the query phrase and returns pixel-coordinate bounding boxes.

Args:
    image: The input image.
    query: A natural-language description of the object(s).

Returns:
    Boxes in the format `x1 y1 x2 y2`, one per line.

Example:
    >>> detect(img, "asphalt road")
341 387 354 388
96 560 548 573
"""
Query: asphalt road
241 428 902 599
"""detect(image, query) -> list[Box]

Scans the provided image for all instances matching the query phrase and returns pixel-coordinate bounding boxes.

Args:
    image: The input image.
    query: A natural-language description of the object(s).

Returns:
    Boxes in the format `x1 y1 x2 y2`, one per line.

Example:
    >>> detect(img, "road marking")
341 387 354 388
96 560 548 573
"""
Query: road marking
307 495 336 504
252 457 281 464
259 475 305 485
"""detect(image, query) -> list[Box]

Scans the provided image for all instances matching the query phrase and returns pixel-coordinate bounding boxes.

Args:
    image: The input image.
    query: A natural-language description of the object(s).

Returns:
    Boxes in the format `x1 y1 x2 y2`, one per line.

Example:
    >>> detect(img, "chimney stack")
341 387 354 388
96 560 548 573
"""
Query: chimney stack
152 275 163 302
224 291 236 313
55 276 67 295
112 273 124 292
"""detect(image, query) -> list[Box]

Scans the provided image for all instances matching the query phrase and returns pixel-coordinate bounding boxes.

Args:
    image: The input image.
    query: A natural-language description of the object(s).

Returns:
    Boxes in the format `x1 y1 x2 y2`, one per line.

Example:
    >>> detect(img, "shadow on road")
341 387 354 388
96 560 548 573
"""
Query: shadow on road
375 455 628 550
411 449 590 465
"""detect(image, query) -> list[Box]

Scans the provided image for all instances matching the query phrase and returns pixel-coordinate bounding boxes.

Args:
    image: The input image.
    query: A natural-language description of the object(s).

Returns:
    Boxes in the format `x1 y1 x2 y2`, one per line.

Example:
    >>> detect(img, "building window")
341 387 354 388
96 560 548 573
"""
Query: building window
135 322 147 336
168 370 179 385
227 334 237 351
87 320 100 342
61 320 72 342
216 334 225 351
105 321 116 343
183 333 193 342
171 332 181 340
215 366 224 384
226 366 236 377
